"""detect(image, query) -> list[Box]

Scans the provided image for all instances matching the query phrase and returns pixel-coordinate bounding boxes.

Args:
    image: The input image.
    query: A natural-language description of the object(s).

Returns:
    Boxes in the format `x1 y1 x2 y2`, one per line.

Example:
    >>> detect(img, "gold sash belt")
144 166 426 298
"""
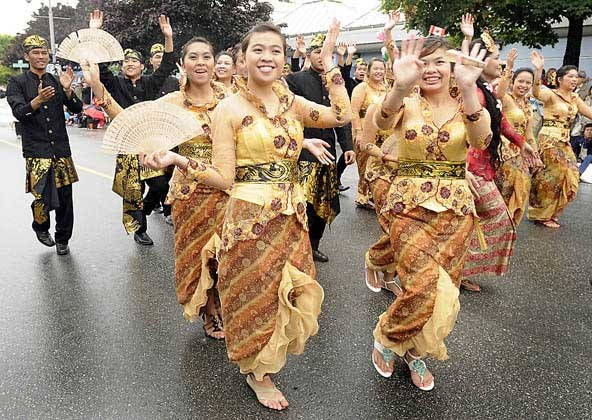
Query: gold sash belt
235 160 298 183
178 143 212 161
397 159 465 179
542 120 570 130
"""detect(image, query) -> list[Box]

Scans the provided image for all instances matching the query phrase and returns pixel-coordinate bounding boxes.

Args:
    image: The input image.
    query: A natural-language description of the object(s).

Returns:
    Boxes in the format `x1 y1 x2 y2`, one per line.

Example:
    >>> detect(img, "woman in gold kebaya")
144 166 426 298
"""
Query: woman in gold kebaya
81 37 231 339
142 20 351 410
494 49 539 226
528 53 592 228
351 58 389 208
359 103 398 294
213 51 235 90
366 36 492 391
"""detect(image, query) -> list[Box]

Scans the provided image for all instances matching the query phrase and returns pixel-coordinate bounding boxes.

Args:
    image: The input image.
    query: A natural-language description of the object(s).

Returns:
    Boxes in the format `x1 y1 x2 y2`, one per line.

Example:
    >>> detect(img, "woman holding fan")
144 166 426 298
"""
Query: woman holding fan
141 20 350 410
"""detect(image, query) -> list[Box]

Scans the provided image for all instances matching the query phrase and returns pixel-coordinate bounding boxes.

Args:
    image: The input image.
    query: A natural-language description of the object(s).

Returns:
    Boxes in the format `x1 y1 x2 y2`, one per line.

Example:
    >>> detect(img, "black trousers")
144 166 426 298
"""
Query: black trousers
306 203 326 251
134 175 170 233
336 153 347 184
31 184 73 244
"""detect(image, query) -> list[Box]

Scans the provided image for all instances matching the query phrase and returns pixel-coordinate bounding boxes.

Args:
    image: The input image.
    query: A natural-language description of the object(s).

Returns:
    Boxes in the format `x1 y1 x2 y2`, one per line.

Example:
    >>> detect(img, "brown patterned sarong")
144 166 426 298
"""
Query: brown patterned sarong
366 178 396 273
172 187 228 320
355 140 373 205
374 207 474 359
217 199 323 380
463 176 516 278
495 154 531 226
528 141 579 221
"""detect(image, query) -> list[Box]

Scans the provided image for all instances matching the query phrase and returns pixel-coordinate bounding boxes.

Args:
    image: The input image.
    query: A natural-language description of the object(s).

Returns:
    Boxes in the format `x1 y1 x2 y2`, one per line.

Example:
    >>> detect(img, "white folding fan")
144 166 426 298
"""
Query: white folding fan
56 28 124 63
102 101 205 155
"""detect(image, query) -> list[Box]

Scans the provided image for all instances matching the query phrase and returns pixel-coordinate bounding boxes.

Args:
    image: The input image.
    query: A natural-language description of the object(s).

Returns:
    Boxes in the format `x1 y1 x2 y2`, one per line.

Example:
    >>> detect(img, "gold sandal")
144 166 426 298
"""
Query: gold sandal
246 374 288 410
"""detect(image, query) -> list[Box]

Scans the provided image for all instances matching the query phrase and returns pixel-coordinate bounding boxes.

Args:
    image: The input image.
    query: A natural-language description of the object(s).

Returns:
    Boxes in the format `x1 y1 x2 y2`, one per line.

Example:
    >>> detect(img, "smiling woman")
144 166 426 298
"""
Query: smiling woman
139 18 352 411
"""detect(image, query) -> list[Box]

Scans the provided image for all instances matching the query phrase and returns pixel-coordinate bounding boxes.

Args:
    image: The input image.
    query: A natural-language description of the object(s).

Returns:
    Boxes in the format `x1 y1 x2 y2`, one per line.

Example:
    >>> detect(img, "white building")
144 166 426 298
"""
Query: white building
269 0 592 73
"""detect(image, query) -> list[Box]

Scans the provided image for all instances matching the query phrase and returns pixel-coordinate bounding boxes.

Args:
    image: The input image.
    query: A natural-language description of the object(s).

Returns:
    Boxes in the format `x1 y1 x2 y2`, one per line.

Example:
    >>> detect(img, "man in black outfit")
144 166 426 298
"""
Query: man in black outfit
336 56 367 191
7 35 83 255
286 33 356 262
149 42 180 225
93 12 176 245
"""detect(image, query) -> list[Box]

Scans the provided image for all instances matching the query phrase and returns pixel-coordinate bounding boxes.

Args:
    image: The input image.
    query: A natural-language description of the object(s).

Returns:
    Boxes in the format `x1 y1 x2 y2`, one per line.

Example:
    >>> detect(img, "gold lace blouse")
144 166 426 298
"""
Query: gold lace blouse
377 94 491 216
182 68 352 249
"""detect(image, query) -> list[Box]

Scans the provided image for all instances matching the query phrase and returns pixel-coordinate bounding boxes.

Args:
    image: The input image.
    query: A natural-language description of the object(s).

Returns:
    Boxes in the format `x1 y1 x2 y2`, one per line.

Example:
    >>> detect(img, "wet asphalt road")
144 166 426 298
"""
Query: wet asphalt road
0 119 590 420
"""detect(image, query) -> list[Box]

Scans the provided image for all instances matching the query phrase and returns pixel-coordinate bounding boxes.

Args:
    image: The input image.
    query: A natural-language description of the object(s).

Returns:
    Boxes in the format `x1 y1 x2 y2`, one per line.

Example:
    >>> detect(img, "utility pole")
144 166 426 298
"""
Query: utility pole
48 0 57 63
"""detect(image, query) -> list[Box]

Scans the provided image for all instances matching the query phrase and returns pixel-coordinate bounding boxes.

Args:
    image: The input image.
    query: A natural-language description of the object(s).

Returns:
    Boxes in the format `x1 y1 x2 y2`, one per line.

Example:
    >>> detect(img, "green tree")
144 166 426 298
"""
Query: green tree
100 0 273 57
0 34 16 85
381 0 592 66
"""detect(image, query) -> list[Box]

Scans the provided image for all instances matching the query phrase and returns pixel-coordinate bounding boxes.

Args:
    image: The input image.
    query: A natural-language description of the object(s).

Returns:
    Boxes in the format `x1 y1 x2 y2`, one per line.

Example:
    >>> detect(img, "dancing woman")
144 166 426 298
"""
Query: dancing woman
367 36 492 390
351 58 389 208
528 53 592 228
358 103 398 294
82 37 231 339
142 20 351 410
494 50 539 226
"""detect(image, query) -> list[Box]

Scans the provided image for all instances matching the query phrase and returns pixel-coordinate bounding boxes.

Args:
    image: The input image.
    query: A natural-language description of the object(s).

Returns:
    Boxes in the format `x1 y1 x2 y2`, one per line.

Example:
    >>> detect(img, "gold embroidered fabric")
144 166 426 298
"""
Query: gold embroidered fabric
352 82 388 132
235 160 298 183
181 67 351 250
161 83 229 202
25 157 78 196
534 90 578 151
396 159 465 179
500 97 531 160
376 94 487 216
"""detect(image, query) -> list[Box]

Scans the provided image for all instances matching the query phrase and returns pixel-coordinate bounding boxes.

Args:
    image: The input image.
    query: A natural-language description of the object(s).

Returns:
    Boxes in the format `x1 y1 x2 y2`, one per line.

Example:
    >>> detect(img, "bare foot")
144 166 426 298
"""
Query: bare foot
537 220 560 229
246 374 289 410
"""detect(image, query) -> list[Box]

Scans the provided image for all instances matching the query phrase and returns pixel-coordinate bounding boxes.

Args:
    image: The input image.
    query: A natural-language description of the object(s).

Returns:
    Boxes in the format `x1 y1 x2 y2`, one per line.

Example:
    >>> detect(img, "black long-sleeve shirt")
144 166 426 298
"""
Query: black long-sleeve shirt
99 51 176 108
340 64 363 98
7 70 82 158
286 68 353 162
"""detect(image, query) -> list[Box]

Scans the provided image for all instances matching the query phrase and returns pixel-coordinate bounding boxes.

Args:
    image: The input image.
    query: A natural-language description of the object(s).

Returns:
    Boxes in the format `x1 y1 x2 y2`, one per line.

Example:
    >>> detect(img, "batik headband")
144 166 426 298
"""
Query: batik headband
150 43 165 56
308 33 326 51
23 35 48 53
124 48 143 62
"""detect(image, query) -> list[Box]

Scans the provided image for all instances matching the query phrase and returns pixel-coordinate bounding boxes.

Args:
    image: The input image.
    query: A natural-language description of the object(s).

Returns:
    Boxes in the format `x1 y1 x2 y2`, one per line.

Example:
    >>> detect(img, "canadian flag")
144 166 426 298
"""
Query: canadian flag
429 25 446 37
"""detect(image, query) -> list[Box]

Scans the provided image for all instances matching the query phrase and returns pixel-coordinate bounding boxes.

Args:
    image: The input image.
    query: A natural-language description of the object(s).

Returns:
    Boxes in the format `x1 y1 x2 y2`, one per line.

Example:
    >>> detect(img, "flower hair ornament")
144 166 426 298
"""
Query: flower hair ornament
480 30 496 53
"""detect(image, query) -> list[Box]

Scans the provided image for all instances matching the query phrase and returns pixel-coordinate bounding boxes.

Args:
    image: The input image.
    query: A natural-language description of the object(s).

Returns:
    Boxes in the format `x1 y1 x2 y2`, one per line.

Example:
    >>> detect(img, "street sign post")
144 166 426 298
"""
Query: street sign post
12 60 29 73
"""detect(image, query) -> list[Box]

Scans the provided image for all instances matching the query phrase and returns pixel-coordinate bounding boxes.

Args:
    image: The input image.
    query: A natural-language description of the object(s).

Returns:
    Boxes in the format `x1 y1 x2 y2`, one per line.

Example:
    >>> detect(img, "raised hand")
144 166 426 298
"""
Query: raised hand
296 35 307 56
347 42 357 56
506 48 518 70
530 51 544 70
37 80 55 103
336 42 347 57
303 138 335 165
58 66 74 90
320 17 340 71
159 15 173 38
460 13 475 39
80 59 101 92
454 42 487 89
392 34 425 90
384 10 400 32
89 9 103 29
